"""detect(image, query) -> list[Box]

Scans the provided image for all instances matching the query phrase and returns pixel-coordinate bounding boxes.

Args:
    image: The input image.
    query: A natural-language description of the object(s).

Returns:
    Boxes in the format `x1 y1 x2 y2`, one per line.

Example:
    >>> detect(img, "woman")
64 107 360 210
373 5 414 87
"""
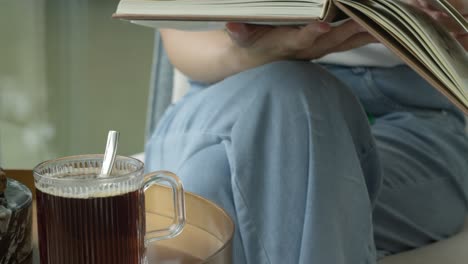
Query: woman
145 0 468 263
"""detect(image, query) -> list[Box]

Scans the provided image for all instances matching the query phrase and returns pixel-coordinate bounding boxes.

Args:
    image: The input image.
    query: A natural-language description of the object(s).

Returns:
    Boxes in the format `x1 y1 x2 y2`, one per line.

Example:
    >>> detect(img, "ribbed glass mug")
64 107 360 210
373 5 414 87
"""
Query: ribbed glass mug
33 155 185 264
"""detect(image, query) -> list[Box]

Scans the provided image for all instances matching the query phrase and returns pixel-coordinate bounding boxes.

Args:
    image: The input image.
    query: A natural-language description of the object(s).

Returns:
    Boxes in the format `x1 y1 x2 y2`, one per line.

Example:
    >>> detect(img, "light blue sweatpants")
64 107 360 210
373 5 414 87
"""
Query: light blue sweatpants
145 61 468 264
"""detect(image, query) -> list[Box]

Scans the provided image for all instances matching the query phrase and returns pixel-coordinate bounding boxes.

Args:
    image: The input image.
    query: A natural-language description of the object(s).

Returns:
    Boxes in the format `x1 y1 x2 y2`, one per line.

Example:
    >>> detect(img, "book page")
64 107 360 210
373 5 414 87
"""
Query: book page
335 0 468 113
427 0 468 31
130 19 309 30
337 0 468 108
340 0 454 90
131 20 226 30
116 0 325 21
372 0 468 101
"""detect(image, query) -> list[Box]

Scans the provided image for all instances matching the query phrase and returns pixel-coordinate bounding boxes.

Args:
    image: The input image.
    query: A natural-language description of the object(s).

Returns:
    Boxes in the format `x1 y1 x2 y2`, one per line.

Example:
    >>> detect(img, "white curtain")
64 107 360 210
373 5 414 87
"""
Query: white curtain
0 0 153 168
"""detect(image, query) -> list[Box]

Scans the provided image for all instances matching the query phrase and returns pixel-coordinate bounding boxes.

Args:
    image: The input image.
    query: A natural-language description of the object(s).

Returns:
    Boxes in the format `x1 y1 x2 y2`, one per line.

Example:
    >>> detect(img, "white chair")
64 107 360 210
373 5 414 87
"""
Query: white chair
379 217 468 264
146 32 468 263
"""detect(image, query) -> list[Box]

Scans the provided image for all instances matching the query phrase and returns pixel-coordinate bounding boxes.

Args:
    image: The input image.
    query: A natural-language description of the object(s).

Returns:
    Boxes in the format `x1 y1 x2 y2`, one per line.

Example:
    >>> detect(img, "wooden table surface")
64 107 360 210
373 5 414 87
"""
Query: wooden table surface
6 170 39 264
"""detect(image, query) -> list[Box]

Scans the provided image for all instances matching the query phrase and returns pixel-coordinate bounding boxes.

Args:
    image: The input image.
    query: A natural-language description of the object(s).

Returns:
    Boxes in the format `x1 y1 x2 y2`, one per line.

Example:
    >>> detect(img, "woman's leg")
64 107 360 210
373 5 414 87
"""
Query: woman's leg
372 111 468 257
323 64 468 258
145 61 381 264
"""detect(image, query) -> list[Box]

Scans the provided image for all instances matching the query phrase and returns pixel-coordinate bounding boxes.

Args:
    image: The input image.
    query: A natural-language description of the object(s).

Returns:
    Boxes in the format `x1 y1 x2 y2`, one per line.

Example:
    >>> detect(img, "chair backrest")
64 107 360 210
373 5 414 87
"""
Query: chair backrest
145 32 174 142
378 217 468 264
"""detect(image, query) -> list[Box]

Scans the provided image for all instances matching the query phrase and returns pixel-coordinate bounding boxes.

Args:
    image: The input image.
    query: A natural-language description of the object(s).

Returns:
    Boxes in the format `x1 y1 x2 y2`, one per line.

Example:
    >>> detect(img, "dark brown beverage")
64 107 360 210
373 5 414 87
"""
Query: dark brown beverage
36 188 146 264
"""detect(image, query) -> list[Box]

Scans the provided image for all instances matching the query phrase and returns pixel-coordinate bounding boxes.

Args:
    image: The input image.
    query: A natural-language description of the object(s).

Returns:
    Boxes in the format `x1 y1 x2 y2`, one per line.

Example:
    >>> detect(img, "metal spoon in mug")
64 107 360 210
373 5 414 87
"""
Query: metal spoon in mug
100 130 120 177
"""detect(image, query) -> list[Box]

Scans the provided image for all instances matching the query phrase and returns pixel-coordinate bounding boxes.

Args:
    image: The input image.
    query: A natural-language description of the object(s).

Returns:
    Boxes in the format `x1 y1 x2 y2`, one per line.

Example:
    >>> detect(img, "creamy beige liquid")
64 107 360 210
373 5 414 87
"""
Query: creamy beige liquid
149 245 203 264
145 210 225 264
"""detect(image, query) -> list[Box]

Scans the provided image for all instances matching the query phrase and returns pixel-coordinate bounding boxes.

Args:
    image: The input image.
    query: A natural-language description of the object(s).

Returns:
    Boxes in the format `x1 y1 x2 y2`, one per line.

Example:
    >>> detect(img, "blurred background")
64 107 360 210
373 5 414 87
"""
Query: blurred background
0 0 155 168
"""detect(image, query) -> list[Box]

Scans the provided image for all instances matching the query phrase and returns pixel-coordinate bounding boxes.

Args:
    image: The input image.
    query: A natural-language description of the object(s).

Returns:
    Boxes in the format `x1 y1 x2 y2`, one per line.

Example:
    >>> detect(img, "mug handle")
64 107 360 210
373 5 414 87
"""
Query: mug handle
143 170 186 245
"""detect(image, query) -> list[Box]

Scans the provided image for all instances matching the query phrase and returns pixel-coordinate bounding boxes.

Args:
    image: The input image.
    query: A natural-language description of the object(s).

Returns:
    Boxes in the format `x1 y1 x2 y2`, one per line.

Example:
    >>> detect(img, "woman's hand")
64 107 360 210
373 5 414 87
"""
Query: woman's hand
160 0 465 84
225 20 377 63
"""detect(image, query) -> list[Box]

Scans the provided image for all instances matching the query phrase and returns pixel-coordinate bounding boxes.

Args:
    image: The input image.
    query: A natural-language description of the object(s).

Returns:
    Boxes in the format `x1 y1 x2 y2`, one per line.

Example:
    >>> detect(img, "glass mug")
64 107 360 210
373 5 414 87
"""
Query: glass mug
33 155 185 264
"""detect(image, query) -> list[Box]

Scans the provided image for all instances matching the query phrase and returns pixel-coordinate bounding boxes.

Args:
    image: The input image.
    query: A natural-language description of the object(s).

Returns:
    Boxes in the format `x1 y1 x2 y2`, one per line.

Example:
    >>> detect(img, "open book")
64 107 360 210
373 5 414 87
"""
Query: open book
113 0 468 115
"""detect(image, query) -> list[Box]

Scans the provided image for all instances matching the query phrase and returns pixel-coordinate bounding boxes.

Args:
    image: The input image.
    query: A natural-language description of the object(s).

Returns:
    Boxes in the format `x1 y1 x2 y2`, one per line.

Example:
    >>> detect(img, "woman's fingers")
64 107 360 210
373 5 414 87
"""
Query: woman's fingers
278 21 331 56
225 21 333 59
225 22 249 43
330 32 378 53
279 20 368 59
225 23 271 47
315 20 367 49
225 20 376 61
293 20 368 59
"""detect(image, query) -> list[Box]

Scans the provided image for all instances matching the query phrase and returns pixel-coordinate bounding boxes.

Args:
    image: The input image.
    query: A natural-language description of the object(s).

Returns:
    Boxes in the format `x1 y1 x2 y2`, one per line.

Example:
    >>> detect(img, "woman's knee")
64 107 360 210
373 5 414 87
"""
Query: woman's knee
180 61 367 135
207 61 356 112
229 61 339 97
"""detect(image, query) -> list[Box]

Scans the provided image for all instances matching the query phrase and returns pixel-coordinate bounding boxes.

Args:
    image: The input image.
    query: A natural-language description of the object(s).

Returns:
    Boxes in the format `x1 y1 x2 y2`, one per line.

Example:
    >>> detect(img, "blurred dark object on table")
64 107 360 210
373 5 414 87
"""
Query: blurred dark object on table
0 168 33 264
